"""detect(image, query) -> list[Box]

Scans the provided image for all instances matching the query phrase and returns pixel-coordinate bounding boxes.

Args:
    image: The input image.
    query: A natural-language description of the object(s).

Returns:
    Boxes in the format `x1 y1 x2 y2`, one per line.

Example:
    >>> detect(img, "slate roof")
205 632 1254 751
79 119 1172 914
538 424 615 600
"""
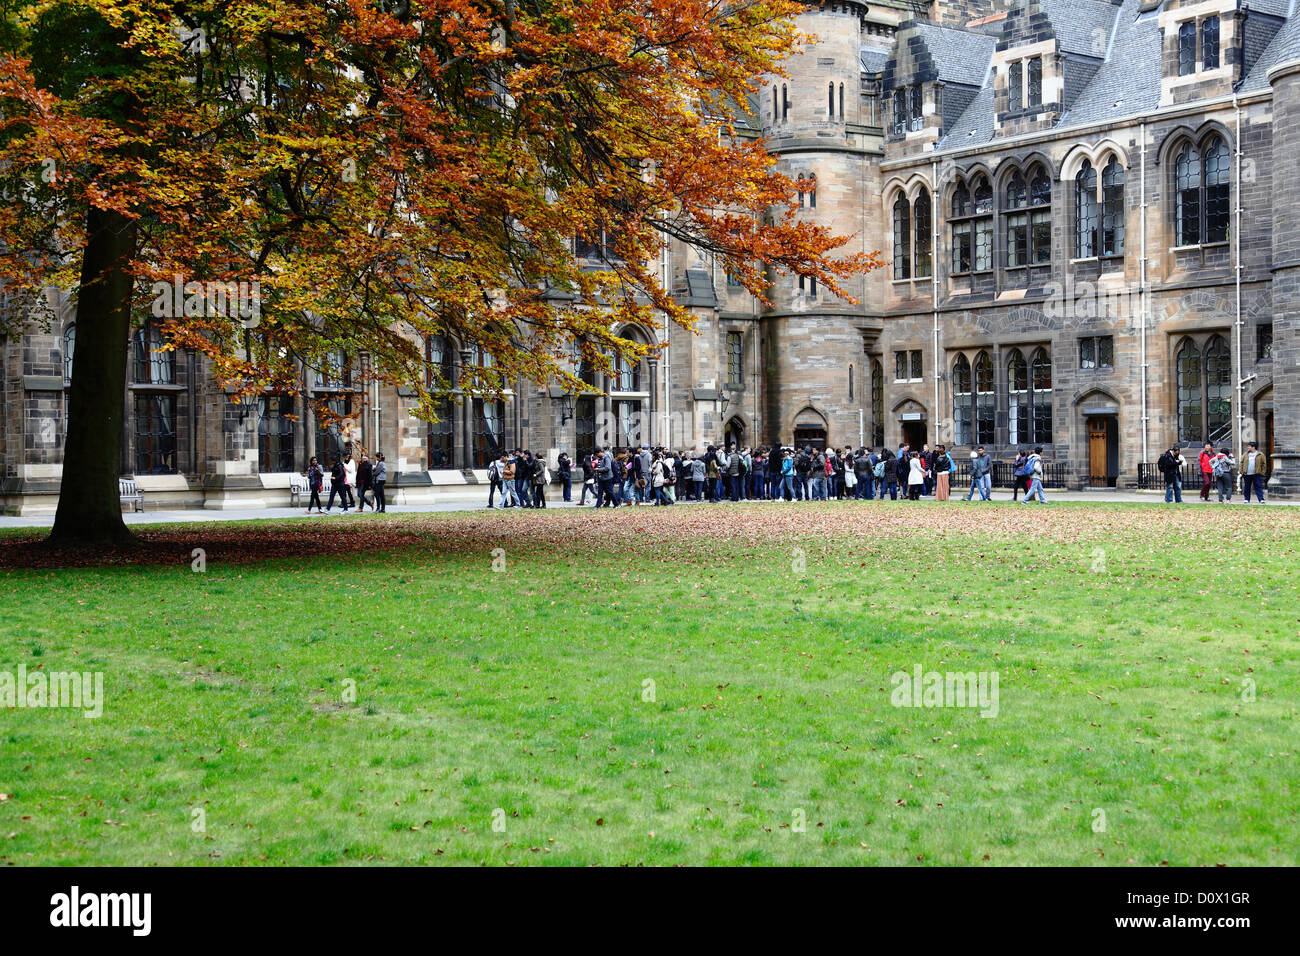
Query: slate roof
675 269 718 309
899 0 1296 153
1038 0 1123 57
906 21 999 87
860 45 891 74
1241 7 1300 92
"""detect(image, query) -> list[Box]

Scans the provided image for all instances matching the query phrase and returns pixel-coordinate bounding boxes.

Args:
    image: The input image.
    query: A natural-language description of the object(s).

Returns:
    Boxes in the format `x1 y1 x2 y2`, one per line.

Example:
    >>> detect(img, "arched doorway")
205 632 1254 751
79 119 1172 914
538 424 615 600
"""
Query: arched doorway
894 400 927 451
792 408 828 450
724 417 746 449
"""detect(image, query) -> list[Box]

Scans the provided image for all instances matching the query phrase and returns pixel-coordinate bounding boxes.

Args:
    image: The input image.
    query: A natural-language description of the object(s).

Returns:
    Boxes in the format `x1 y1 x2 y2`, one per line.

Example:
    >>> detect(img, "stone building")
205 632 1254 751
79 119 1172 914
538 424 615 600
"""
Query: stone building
2 0 1298 512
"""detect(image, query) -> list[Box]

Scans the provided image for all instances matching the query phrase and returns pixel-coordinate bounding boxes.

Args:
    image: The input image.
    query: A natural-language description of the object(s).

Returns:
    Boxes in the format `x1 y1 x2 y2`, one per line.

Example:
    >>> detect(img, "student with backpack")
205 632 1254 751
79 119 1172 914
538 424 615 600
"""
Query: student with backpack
966 446 992 501
1022 447 1048 504
1211 447 1236 502
486 453 505 508
305 456 325 514
1012 451 1030 501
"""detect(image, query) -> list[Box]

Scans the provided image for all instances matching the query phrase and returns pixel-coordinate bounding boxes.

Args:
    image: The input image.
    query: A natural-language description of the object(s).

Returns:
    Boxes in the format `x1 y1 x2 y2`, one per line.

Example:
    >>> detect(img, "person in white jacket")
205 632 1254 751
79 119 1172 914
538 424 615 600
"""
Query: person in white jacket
343 455 358 511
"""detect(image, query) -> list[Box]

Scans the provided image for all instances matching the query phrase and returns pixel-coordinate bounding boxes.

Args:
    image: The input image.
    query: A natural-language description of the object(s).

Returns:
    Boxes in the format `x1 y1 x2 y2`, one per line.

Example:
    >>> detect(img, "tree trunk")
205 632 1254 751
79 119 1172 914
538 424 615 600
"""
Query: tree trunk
47 205 138 547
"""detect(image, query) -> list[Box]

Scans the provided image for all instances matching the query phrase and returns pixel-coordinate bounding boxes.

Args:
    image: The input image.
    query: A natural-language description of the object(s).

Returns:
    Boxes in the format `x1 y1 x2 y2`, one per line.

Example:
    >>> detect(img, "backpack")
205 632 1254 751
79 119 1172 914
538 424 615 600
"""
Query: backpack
1212 455 1231 477
873 460 886 479
824 457 833 476
738 456 748 476
796 453 810 473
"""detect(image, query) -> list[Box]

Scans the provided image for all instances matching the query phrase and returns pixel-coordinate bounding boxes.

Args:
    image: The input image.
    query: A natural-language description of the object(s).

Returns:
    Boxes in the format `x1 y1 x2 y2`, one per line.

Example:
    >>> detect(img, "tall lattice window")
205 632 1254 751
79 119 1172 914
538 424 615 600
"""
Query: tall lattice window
1027 57 1042 107
1008 61 1023 112
726 331 743 387
1175 137 1229 246
1031 347 1053 443
893 194 911 280
953 354 972 446
134 393 177 474
975 351 995 445
1101 157 1125 255
1202 17 1220 70
871 359 884 447
1176 338 1203 442
1076 161 1099 258
1178 22 1196 76
914 189 932 278
258 395 295 473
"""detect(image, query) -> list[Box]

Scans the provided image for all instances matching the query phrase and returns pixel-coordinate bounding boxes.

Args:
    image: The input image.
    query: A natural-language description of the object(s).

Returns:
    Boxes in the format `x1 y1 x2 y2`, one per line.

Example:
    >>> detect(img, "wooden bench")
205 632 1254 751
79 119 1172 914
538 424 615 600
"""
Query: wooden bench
119 478 144 512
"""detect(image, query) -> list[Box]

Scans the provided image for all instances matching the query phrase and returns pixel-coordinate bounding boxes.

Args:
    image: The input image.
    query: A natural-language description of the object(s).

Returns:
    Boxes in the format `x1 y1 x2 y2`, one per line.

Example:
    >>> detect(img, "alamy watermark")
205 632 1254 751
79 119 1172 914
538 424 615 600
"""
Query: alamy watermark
1 664 103 718
150 274 260 328
890 664 999 718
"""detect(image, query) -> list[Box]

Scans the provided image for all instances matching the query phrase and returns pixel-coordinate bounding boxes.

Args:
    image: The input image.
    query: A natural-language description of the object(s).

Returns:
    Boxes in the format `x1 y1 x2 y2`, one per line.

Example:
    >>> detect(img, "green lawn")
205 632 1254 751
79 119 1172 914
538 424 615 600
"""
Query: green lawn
1 501 1297 865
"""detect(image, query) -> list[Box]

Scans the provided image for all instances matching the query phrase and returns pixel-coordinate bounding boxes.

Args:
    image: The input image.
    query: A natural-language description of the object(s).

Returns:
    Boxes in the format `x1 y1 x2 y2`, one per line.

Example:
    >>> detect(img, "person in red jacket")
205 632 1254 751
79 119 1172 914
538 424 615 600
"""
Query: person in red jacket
1198 441 1214 501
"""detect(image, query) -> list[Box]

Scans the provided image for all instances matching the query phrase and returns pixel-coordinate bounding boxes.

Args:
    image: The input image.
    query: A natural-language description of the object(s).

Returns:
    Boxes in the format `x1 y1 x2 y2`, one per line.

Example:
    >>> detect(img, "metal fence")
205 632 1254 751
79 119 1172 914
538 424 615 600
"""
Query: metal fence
949 459 1068 489
1136 461 1232 491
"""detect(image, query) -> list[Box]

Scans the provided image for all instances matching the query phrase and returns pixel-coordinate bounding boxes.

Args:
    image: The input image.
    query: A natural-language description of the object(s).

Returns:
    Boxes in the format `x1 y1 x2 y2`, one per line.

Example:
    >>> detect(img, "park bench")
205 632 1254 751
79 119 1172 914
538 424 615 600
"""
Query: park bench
119 478 144 512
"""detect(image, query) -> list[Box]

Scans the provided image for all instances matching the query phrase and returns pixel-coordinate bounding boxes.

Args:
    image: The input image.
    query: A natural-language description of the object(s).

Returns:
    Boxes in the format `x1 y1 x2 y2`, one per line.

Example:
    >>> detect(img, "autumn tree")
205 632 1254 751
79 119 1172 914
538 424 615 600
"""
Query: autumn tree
0 0 879 547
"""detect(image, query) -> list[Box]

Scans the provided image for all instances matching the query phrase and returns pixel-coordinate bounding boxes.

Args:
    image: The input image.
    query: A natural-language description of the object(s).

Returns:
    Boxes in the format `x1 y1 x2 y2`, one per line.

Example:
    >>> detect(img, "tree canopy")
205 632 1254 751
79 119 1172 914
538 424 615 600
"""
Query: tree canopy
0 0 879 544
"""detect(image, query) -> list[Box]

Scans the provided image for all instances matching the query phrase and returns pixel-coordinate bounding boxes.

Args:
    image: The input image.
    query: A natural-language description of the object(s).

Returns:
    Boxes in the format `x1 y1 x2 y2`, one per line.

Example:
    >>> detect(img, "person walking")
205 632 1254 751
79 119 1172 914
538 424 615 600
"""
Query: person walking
557 452 572 503
1241 441 1268 504
1022 447 1048 504
598 445 619 507
486 453 505 508
580 453 598 505
933 444 953 501
966 446 992 501
1157 445 1185 503
305 456 325 514
530 454 548 508
1012 450 1029 501
326 456 350 513
906 451 926 500
343 454 357 510
1198 442 1215 501
355 453 373 512
1211 447 1236 502
372 453 388 513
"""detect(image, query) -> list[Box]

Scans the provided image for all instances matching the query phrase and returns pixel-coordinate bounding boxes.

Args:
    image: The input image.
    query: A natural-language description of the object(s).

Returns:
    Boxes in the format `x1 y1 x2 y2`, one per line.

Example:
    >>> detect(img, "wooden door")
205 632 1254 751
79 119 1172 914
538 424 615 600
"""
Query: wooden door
1087 417 1108 487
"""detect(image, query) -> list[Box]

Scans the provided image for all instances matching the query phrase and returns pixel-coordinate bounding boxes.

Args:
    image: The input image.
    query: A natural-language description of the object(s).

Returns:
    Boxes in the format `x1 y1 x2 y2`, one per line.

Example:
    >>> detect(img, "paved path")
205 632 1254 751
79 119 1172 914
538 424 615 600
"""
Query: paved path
0 488 1288 529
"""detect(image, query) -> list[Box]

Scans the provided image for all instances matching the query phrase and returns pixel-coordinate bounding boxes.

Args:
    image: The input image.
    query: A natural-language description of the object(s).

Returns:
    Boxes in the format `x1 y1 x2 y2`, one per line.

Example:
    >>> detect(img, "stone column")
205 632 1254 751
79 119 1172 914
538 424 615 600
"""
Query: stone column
1268 59 1300 495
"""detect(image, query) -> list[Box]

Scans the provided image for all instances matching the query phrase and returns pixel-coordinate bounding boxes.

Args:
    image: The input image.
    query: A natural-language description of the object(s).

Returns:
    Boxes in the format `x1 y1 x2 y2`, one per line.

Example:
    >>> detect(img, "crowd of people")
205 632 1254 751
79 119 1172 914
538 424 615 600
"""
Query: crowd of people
485 442 1055 508
303 452 388 514
296 439 1273 515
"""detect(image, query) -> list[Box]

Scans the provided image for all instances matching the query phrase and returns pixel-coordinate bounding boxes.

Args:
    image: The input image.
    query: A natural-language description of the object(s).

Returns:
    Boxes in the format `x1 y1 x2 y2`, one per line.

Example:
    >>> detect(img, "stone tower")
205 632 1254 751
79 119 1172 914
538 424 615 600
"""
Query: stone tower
758 0 883 449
